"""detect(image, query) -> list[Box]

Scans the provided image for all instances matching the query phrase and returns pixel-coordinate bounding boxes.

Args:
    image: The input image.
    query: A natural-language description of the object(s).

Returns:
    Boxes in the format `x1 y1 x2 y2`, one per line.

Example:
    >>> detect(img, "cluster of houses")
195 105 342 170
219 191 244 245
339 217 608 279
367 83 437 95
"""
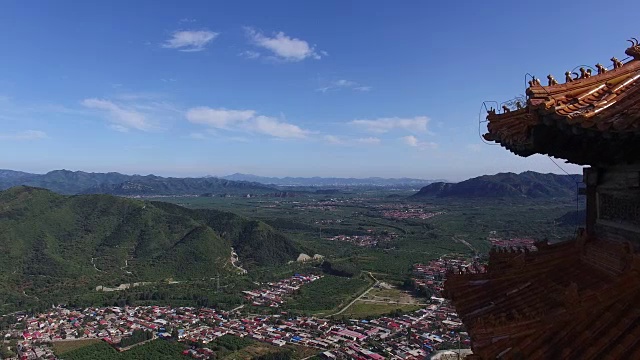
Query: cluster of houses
2 300 469 360
381 209 446 220
488 237 536 250
1 256 475 360
412 255 485 296
242 274 323 307
326 233 398 247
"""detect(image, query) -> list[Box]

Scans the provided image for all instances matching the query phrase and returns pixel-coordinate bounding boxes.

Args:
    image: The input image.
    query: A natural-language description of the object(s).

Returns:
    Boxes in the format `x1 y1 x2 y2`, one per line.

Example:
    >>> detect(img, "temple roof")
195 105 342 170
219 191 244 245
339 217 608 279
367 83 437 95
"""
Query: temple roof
484 39 640 166
444 233 640 359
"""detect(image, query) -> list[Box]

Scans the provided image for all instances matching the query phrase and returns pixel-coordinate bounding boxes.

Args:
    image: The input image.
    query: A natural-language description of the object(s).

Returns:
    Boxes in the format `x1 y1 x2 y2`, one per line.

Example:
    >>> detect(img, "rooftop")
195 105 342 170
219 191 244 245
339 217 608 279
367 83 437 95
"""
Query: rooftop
483 39 640 165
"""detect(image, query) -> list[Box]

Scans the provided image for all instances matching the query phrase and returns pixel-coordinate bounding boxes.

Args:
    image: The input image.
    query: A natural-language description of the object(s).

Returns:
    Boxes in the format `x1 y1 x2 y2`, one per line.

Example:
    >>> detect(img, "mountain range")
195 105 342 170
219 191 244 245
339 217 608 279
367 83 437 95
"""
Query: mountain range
0 169 276 196
411 171 582 199
221 173 441 187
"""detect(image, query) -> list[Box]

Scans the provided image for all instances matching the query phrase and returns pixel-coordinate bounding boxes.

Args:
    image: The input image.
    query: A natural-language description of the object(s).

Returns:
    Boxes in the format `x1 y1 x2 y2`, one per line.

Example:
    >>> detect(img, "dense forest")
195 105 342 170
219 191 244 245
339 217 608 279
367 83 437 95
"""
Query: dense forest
0 186 301 315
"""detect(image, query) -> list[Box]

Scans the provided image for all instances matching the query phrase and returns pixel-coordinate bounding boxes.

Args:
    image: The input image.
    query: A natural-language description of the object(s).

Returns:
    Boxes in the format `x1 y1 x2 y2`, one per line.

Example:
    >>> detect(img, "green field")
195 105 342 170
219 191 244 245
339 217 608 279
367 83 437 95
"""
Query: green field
52 339 102 355
343 302 422 318
286 275 372 314
59 339 187 360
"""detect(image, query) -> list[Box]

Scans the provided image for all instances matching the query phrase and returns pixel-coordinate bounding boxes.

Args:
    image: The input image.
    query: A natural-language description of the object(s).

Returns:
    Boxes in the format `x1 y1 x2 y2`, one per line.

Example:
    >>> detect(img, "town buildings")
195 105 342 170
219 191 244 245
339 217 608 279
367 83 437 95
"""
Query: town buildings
1 259 472 359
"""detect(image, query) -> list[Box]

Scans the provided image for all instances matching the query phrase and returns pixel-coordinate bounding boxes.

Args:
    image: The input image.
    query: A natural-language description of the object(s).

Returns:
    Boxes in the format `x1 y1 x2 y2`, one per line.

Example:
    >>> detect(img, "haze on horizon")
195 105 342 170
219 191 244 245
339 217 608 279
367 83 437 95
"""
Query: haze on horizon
1 0 635 180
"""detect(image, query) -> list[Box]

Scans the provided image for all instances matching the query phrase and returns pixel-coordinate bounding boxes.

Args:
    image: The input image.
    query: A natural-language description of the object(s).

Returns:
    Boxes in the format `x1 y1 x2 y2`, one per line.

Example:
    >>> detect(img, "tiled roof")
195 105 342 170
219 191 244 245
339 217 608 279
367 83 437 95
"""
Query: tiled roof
444 232 640 359
484 40 640 165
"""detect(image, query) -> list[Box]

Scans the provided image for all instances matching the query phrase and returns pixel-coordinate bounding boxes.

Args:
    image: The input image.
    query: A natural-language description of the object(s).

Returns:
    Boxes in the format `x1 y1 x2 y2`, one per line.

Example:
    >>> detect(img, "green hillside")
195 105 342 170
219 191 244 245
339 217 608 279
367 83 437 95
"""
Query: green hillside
0 186 300 313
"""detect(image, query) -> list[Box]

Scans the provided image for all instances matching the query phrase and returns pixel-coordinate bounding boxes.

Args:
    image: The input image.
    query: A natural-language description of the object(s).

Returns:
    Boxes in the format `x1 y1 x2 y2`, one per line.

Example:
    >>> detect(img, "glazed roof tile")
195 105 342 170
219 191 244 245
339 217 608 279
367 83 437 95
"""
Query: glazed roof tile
444 235 640 359
483 40 640 165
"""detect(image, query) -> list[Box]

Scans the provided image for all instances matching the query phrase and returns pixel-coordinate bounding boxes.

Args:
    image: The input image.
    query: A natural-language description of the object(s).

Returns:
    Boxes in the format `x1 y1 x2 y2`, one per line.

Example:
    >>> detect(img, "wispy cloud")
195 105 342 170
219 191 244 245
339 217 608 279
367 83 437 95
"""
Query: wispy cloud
402 135 419 147
323 135 381 146
186 107 256 129
244 27 323 62
0 130 48 140
356 137 381 145
238 50 261 59
401 135 437 149
186 107 310 139
248 115 309 139
316 79 371 93
351 116 429 134
163 30 219 52
82 98 154 132
324 135 344 145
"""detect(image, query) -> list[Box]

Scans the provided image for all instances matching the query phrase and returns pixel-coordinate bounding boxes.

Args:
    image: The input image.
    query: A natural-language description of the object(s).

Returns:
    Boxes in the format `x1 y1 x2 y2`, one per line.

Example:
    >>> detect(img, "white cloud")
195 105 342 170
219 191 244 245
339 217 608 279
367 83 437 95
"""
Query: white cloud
351 116 429 133
402 135 419 147
356 137 381 145
186 107 309 139
316 79 371 93
186 107 256 129
82 98 153 132
0 130 48 140
238 50 261 59
163 30 219 52
110 125 130 133
247 115 309 139
401 136 438 149
335 79 356 87
324 135 344 145
245 27 322 62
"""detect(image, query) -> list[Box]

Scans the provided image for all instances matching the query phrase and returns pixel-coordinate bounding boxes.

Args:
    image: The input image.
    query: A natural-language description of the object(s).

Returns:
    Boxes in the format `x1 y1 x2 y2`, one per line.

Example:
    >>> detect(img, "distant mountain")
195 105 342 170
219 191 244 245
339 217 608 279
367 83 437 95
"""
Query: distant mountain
0 169 32 180
0 186 300 305
0 169 276 196
411 171 582 199
222 173 442 187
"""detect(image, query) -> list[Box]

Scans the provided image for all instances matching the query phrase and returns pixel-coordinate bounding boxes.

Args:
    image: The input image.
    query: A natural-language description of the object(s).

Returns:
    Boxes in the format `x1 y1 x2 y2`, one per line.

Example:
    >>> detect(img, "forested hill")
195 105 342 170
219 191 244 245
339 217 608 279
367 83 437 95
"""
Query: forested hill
0 186 300 285
411 171 582 199
0 169 276 195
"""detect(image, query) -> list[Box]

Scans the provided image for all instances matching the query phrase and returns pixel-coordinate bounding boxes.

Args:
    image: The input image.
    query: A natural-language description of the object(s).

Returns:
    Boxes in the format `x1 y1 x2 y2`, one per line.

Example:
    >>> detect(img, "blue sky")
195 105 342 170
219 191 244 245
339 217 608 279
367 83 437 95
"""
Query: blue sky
1 0 638 181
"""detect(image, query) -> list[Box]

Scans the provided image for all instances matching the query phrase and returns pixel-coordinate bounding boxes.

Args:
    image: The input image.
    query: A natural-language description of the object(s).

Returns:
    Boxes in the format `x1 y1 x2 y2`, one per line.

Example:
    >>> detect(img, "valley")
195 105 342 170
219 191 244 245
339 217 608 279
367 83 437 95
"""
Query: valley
0 171 583 359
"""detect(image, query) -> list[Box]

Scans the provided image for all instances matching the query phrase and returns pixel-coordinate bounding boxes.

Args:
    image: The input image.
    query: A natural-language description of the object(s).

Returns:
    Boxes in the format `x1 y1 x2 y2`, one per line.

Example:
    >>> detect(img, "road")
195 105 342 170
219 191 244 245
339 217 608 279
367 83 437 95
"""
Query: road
230 304 245 312
358 299 429 306
328 272 378 317
117 337 156 351
453 236 477 255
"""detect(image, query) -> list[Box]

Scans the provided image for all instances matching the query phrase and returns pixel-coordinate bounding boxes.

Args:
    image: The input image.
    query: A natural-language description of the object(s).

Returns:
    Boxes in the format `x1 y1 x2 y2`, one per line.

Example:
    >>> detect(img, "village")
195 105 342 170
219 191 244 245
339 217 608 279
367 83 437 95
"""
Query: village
487 236 536 250
381 209 445 221
0 255 479 360
325 233 398 247
242 274 323 308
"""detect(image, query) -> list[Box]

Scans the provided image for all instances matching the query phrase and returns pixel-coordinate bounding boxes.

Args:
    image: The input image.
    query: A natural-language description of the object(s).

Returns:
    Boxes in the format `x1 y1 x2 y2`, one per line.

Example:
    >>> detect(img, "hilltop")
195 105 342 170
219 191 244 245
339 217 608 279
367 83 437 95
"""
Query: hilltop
411 171 582 199
0 186 300 309
0 169 276 196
